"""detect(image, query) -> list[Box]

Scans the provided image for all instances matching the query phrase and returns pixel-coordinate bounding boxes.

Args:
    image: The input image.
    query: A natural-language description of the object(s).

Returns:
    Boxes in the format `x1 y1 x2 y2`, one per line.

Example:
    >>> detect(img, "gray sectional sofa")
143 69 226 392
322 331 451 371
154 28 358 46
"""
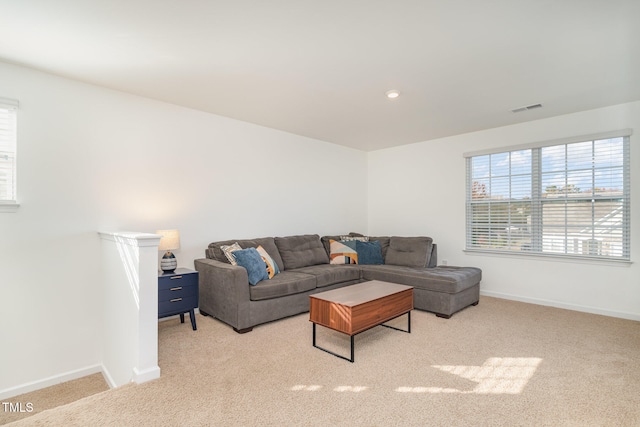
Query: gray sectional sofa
194 233 481 333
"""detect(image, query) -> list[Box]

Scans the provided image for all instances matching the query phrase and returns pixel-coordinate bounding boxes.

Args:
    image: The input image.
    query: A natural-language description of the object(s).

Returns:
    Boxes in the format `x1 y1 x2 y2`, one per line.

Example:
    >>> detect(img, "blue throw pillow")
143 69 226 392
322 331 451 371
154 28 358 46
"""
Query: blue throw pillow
232 248 270 285
356 240 384 265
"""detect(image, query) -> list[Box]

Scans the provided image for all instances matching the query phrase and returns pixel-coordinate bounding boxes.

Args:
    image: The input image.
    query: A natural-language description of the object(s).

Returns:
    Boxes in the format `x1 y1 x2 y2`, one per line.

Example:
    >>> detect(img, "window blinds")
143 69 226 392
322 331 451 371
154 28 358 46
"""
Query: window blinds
465 132 631 261
0 98 18 203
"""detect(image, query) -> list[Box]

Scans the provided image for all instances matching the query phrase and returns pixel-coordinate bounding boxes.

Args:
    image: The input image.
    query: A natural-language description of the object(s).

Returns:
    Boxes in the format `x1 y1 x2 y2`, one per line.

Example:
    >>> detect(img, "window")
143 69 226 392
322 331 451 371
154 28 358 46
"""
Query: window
0 97 18 212
465 130 631 261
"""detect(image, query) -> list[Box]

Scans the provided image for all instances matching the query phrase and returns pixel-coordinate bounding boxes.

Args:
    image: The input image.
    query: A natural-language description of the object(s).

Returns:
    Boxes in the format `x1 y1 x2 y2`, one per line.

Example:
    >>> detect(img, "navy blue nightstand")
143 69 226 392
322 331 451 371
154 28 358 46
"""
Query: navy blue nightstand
158 268 198 330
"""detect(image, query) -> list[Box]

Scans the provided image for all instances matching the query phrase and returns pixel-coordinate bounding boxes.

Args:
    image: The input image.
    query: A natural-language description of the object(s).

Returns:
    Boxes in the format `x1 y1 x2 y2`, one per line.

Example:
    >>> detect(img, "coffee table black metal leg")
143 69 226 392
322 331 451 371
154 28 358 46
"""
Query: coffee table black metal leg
312 323 355 363
312 311 411 363
381 311 411 333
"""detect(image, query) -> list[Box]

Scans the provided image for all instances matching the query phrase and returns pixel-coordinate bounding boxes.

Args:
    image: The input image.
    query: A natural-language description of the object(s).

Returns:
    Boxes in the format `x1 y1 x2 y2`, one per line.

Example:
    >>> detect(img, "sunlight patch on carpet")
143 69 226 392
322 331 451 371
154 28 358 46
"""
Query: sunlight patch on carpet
333 386 368 392
396 357 543 395
396 387 460 393
290 385 368 392
290 385 322 391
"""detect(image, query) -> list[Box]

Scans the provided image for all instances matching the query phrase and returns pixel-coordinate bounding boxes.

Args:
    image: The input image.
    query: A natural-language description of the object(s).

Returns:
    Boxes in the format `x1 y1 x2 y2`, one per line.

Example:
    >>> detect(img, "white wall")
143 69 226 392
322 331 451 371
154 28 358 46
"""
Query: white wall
0 60 367 396
368 101 640 320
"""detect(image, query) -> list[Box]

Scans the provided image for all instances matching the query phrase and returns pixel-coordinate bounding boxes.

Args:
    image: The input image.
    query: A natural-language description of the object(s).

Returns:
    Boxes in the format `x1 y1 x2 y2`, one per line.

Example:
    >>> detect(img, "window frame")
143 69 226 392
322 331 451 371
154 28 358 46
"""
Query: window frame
0 97 19 213
464 130 631 262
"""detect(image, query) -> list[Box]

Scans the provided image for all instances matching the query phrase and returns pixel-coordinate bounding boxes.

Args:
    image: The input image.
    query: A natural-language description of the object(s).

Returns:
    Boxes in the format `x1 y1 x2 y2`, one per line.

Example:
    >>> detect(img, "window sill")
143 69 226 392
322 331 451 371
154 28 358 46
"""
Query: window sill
463 248 632 266
0 202 20 213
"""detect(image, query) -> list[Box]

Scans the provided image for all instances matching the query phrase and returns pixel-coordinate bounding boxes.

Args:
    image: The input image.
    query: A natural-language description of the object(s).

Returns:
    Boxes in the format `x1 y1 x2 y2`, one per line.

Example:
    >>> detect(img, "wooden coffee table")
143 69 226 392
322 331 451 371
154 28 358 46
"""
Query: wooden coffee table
309 280 413 362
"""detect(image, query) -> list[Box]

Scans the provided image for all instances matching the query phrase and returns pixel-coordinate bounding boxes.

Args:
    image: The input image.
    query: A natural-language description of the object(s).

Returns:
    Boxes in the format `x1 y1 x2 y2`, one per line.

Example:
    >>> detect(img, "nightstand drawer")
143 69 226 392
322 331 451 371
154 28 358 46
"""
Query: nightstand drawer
159 284 196 302
158 273 197 291
159 296 197 316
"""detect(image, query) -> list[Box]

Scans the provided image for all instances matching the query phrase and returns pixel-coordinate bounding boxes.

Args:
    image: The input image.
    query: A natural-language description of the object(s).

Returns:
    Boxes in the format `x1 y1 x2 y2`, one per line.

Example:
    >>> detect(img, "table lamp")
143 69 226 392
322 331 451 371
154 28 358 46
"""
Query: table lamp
157 229 180 273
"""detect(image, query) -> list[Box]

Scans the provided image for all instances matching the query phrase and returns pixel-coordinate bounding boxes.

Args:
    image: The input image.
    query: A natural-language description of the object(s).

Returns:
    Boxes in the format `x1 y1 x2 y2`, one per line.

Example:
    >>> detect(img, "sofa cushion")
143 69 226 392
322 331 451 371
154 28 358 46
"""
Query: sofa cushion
207 240 235 262
208 237 285 272
385 236 433 267
356 240 384 265
248 271 317 301
292 264 361 288
232 248 270 286
329 239 358 264
275 234 330 270
361 265 481 293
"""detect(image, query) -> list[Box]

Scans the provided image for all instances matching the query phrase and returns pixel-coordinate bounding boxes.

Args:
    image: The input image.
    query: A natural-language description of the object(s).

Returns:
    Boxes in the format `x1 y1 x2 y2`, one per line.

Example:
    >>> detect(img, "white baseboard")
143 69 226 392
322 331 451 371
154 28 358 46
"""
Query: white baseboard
480 290 640 321
101 365 117 389
0 364 108 401
132 366 161 384
0 361 161 400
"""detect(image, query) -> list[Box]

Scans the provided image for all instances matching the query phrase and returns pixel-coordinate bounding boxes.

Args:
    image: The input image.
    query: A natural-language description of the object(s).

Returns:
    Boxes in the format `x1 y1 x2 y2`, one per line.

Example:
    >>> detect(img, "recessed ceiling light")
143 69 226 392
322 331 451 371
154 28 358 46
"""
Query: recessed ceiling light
385 90 400 99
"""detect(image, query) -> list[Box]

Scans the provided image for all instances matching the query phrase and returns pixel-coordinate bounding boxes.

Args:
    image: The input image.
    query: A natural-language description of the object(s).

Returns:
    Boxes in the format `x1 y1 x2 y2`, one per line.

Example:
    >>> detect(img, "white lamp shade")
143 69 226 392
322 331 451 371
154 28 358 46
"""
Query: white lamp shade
156 229 180 251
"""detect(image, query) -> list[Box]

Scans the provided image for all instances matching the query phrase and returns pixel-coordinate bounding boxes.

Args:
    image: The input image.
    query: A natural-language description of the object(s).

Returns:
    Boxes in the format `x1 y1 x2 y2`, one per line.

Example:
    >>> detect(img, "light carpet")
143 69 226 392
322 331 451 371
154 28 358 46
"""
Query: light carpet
0 374 108 425
3 296 640 426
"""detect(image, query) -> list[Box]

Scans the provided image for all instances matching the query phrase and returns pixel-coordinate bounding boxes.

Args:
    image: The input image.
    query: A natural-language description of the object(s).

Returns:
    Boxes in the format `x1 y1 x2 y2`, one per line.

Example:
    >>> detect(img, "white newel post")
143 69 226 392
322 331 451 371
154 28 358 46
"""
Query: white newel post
98 231 161 387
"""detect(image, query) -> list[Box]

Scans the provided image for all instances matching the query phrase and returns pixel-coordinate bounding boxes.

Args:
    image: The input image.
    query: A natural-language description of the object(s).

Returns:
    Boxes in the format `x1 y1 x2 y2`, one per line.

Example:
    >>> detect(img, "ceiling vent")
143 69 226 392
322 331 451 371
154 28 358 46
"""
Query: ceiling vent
511 103 543 113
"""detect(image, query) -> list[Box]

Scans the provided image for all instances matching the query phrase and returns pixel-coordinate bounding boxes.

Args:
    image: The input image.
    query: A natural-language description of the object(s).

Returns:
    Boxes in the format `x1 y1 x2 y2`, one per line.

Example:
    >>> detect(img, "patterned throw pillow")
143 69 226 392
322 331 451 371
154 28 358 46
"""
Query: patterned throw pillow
329 239 358 264
256 245 280 279
339 235 369 242
221 242 242 265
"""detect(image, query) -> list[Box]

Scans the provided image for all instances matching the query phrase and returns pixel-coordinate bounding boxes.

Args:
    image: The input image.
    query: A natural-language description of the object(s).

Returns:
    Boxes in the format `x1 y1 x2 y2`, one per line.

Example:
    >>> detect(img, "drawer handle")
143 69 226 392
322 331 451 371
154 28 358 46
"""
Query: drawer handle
170 298 183 302
170 287 182 291
171 276 183 280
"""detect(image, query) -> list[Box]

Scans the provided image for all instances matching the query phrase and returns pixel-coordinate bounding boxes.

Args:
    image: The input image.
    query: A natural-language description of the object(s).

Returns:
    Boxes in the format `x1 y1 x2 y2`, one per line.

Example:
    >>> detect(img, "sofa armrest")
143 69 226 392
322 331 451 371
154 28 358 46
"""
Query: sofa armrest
194 258 252 330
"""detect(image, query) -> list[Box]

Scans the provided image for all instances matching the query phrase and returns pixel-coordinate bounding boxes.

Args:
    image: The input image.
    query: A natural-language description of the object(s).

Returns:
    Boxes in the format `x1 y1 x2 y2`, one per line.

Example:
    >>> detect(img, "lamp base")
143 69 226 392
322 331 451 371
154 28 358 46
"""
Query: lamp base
161 251 177 273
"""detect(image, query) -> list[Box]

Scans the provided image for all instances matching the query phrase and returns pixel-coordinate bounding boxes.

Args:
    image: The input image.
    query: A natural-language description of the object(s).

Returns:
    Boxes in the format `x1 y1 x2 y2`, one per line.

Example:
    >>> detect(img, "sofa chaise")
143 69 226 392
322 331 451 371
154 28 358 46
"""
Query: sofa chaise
194 233 481 333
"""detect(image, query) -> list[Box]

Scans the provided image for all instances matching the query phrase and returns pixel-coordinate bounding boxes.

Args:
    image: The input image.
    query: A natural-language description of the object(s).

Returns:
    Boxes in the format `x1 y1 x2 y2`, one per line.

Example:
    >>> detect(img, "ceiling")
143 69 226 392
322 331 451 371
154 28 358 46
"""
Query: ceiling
1 1 639 151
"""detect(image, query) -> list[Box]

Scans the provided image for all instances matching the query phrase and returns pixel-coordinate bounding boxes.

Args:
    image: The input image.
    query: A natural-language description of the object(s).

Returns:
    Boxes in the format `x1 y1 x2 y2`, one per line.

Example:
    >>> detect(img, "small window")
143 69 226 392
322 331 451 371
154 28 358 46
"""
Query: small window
0 97 18 212
465 131 631 261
